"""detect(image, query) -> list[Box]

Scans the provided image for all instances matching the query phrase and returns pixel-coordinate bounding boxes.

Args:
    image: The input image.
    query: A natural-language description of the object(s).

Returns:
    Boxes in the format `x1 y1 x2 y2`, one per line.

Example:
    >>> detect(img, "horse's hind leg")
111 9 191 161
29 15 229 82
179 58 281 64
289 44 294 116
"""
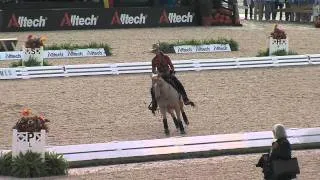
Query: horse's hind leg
182 111 189 125
180 100 189 125
169 109 179 130
175 106 185 134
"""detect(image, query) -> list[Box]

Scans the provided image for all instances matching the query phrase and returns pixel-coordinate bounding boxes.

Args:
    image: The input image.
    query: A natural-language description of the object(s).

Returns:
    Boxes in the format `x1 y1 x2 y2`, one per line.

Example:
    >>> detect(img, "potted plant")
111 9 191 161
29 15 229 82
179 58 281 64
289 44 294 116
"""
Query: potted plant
22 35 47 66
269 24 288 56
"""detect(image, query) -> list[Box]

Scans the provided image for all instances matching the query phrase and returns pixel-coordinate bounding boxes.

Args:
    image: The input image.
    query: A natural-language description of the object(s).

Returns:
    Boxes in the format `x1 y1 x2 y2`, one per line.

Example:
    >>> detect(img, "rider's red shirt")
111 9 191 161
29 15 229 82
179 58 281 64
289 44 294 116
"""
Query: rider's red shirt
152 52 174 74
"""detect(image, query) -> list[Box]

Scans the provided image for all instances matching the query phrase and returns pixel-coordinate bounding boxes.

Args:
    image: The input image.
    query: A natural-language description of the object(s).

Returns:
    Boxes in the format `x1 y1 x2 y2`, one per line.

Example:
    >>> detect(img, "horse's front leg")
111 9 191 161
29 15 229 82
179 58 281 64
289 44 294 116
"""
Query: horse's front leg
160 107 169 135
174 104 185 134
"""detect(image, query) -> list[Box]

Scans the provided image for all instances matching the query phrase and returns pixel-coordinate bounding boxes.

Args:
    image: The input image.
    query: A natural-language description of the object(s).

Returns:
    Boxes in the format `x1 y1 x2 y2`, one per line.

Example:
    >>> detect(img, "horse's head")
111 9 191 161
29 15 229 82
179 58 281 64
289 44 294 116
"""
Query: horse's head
151 73 165 100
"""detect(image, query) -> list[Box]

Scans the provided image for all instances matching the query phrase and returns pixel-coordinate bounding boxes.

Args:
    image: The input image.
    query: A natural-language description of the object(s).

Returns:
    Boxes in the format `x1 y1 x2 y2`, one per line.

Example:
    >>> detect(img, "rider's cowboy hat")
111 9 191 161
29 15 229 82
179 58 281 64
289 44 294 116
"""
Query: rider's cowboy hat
150 43 160 53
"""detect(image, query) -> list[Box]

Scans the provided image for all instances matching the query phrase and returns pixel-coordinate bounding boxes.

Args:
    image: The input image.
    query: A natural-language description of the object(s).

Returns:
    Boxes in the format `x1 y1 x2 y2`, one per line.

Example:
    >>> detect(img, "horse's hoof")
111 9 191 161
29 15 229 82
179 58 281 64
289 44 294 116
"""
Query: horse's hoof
180 130 186 134
165 129 170 135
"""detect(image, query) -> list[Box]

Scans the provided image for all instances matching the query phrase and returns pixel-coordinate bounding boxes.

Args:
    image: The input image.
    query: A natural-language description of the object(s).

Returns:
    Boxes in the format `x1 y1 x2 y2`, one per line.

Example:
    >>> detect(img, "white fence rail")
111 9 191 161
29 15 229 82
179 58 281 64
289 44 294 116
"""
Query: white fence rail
1 54 320 80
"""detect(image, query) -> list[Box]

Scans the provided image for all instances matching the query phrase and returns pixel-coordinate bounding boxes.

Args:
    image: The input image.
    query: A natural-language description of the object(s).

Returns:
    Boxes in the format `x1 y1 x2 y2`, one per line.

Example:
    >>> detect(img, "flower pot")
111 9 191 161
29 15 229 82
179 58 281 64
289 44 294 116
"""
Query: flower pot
269 37 289 56
22 46 44 66
12 129 46 159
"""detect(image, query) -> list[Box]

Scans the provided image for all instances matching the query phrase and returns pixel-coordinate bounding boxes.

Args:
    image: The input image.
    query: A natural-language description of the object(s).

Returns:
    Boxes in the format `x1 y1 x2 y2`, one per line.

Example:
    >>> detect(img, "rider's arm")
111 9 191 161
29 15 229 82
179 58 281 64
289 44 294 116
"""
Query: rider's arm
151 58 157 74
166 55 174 73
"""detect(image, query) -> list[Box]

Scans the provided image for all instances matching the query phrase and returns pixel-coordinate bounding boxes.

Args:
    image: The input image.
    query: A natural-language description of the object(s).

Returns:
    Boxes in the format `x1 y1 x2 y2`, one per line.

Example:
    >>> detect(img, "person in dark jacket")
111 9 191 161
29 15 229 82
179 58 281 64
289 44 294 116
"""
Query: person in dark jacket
148 43 195 114
256 124 295 180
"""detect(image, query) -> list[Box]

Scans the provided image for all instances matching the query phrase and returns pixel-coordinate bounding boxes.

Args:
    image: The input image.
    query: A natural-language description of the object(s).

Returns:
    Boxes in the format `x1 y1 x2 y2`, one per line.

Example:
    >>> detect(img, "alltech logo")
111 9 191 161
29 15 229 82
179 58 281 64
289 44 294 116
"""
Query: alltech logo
159 10 193 24
111 11 147 25
60 13 99 27
7 14 47 28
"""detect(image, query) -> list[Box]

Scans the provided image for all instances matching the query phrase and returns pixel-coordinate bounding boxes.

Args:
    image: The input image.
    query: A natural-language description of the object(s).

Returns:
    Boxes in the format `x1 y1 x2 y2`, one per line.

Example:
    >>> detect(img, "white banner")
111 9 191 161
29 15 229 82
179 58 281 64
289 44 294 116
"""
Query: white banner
0 51 23 60
0 48 107 61
0 68 17 79
174 44 231 54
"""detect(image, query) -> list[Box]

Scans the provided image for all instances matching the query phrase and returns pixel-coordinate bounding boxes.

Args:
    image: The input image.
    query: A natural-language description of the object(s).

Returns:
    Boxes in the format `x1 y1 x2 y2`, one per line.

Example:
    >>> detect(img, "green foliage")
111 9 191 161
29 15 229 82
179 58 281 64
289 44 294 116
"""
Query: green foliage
11 151 46 178
158 38 239 53
45 42 112 55
256 48 298 57
45 152 68 176
0 152 12 176
10 57 51 67
0 151 68 178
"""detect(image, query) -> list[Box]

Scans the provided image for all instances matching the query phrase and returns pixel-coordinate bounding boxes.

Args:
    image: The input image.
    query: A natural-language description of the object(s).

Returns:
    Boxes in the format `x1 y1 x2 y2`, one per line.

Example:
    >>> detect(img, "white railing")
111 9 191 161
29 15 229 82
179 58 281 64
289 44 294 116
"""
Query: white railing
1 54 320 80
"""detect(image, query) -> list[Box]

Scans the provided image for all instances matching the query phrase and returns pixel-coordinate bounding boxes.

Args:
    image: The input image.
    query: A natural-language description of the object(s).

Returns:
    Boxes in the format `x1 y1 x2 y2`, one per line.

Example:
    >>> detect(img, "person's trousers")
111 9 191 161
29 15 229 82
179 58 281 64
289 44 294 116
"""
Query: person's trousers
254 2 264 21
245 4 254 19
273 2 284 20
264 1 275 20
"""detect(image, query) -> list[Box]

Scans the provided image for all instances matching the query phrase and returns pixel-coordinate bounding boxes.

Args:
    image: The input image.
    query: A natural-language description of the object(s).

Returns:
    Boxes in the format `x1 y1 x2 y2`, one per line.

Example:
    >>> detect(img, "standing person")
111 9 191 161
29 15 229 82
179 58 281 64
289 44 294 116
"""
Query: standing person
148 44 195 114
285 0 292 21
244 0 254 20
273 0 285 20
265 0 276 21
254 0 265 21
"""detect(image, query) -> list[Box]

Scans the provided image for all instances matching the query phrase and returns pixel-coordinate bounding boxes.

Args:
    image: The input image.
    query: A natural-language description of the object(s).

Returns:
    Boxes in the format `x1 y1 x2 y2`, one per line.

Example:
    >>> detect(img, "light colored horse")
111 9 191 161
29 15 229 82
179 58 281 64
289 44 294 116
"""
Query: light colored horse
151 73 189 135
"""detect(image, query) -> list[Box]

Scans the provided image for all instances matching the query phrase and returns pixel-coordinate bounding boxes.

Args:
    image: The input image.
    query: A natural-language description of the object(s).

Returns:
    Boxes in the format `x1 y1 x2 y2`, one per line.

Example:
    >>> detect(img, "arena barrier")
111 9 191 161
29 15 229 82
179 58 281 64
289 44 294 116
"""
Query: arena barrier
2 127 319 168
1 54 320 80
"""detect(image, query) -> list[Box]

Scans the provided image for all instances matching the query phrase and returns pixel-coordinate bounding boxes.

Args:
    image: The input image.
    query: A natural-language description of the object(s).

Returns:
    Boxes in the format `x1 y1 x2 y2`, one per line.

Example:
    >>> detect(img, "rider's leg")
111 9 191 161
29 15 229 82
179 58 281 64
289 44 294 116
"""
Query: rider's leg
148 87 157 113
170 75 194 106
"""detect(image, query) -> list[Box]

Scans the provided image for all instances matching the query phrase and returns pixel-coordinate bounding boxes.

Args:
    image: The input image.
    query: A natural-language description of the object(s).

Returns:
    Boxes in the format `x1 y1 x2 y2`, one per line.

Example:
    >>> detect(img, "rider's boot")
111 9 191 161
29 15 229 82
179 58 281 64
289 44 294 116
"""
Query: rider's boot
182 95 195 107
148 87 158 114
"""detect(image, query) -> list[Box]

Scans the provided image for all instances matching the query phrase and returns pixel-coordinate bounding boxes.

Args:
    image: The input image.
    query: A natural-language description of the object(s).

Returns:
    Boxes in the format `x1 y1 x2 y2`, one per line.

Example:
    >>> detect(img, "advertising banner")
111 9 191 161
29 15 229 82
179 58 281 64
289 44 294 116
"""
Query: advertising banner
157 7 197 27
0 48 107 61
57 9 108 30
1 9 107 32
108 7 158 28
0 7 198 32
174 44 231 54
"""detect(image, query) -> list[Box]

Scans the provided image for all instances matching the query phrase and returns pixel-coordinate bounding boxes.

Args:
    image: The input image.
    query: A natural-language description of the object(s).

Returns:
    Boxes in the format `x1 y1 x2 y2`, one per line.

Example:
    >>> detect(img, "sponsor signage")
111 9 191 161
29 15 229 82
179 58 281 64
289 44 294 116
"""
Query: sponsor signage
4 11 51 31
110 8 157 28
0 68 17 79
0 48 107 60
0 51 22 60
159 8 196 26
173 44 231 54
58 9 109 30
0 7 197 32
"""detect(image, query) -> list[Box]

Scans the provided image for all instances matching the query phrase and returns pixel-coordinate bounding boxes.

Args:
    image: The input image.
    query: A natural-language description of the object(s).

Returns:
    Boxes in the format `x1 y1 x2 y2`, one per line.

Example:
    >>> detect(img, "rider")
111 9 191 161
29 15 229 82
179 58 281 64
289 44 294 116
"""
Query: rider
148 43 194 114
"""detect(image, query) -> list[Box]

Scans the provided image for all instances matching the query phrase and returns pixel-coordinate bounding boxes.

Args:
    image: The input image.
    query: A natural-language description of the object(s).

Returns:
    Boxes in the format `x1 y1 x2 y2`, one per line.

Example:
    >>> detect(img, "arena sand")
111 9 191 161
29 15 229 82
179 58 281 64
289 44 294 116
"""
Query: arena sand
0 21 319 179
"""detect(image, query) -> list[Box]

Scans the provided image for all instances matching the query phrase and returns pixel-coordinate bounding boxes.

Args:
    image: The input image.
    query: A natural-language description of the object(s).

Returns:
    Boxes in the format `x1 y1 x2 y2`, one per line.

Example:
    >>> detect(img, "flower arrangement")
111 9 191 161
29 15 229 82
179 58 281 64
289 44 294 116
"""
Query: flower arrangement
13 108 50 132
270 24 287 39
24 35 47 49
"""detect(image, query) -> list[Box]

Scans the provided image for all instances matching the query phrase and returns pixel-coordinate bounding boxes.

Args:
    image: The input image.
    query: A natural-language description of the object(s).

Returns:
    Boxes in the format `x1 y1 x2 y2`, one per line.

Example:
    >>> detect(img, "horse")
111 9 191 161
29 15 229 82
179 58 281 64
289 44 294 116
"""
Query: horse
151 73 190 135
